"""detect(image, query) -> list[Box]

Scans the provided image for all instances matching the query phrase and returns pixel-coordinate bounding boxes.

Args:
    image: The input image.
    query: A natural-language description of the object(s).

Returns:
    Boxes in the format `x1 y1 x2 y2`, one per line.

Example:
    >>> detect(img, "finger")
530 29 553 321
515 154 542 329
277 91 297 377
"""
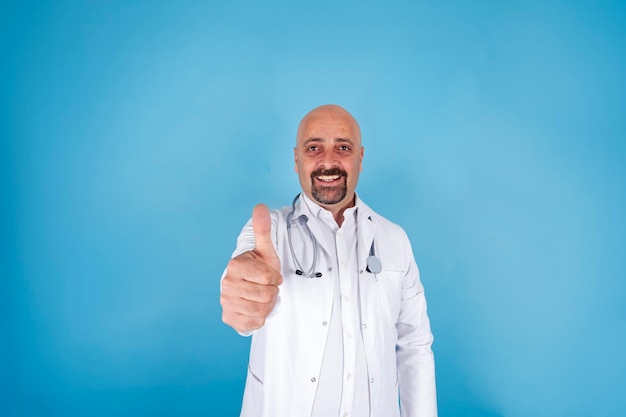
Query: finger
239 281 279 304
252 204 281 271
226 253 283 286
222 272 279 303
222 312 266 333
230 297 275 318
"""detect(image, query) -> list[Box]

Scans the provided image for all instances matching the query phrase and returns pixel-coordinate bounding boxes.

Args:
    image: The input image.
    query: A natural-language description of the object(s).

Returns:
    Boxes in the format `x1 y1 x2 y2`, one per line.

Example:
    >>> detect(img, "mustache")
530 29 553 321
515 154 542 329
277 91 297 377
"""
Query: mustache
310 167 347 179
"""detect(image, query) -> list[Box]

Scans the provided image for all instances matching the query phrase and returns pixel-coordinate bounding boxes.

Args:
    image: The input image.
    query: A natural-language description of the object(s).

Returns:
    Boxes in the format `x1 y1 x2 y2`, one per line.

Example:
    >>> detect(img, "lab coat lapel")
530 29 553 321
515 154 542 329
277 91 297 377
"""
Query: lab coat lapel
357 205 376 269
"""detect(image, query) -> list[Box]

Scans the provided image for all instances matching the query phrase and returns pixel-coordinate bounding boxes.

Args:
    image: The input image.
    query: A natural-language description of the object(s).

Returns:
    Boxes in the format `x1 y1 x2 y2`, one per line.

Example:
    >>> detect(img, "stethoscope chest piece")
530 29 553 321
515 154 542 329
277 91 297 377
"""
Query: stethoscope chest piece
366 255 382 274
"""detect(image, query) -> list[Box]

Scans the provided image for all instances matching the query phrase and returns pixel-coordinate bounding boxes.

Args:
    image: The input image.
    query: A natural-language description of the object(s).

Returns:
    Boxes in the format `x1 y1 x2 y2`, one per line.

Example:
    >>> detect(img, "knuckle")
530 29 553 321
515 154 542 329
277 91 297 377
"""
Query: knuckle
241 299 272 318
248 316 265 330
221 278 236 294
267 285 278 303
255 271 270 285
252 302 264 313
267 271 282 286
250 301 267 317
259 266 277 285
219 293 232 309
262 302 274 316
226 255 247 274
226 258 238 272
260 286 277 303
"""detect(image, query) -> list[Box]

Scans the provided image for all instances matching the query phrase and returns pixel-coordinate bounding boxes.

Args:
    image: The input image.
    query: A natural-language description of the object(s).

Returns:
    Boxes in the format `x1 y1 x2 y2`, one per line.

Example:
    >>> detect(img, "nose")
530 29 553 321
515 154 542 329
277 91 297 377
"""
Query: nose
318 148 339 168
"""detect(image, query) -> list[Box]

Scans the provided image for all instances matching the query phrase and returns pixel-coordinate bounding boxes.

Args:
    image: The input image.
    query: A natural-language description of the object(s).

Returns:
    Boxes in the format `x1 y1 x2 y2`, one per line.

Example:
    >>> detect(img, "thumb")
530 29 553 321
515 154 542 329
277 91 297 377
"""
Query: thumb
252 204 280 269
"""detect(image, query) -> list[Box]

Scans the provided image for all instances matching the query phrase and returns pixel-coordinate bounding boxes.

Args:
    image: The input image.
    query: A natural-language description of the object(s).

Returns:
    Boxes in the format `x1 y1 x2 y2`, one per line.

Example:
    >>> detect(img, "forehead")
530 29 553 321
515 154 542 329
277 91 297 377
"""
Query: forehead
297 113 360 145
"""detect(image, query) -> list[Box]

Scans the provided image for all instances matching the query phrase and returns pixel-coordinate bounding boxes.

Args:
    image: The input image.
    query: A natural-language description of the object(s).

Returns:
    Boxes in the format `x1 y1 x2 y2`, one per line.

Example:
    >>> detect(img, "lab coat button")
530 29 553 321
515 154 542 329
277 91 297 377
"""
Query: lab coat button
322 321 328 326
311 377 317 383
362 323 367 329
370 378 374 383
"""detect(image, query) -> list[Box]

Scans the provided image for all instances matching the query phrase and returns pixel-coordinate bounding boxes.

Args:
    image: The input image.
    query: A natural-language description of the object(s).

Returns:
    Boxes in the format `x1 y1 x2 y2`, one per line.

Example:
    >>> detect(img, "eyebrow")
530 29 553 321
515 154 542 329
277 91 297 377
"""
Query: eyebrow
302 137 356 146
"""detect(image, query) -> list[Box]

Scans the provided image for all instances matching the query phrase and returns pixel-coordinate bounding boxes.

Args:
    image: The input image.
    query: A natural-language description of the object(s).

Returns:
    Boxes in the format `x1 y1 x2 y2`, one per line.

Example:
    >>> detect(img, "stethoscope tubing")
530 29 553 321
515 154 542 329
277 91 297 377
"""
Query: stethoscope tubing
286 194 382 278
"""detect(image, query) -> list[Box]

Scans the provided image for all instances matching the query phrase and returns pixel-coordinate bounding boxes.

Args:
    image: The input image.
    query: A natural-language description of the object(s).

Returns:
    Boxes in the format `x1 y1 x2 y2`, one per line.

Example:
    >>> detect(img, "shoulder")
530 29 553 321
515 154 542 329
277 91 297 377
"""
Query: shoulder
360 199 417 274
360 199 409 240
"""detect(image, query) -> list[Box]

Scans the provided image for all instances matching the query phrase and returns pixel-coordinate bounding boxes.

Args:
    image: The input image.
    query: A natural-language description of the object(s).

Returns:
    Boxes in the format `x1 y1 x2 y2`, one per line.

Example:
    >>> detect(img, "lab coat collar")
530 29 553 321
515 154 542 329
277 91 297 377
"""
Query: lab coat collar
293 193 377 264
297 192 371 224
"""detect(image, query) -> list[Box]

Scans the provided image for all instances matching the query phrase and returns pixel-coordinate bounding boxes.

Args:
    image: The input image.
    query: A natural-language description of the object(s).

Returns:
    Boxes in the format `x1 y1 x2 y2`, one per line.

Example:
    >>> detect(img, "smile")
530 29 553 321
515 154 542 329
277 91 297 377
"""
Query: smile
316 175 341 182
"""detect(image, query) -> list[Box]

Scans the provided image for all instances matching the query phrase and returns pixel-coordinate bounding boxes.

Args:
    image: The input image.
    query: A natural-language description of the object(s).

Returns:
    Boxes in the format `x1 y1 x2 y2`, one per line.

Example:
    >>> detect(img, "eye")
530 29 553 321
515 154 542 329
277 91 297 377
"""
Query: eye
306 145 319 152
338 145 351 152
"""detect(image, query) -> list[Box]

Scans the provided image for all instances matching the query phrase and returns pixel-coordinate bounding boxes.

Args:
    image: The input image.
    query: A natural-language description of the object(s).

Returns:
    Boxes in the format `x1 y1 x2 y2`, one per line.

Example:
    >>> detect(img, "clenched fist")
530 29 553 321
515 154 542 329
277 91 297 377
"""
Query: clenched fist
221 204 283 333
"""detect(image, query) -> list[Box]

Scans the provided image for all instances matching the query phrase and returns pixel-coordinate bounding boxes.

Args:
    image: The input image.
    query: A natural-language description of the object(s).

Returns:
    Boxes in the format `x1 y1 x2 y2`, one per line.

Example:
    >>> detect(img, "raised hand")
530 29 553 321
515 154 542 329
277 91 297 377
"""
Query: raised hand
220 204 283 333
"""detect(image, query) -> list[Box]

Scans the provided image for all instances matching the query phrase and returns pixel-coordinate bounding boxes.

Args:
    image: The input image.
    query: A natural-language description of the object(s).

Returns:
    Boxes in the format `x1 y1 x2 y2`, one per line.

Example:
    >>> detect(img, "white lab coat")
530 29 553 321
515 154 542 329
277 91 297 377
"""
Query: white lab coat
229 196 437 417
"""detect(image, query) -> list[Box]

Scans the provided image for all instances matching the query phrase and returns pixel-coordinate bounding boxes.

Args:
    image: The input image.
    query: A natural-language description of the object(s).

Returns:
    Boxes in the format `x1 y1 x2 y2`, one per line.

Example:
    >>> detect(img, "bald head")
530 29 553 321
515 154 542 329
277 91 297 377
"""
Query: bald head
296 104 361 146
293 104 364 223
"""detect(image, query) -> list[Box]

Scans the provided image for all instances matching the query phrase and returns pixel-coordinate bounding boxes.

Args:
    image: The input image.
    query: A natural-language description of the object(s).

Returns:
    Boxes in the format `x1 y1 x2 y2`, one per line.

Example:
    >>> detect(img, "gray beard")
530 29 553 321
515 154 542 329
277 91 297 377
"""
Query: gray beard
311 180 347 205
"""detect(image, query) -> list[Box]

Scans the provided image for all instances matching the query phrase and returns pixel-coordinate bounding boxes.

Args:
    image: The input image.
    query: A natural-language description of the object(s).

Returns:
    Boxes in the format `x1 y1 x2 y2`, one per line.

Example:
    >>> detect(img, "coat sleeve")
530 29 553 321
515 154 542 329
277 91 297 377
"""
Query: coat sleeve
396 230 437 417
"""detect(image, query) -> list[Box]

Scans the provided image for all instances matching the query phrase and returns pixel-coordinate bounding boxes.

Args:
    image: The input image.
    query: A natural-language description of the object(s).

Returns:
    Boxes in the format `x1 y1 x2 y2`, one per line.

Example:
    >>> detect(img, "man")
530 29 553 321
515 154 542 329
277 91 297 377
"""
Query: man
220 105 437 417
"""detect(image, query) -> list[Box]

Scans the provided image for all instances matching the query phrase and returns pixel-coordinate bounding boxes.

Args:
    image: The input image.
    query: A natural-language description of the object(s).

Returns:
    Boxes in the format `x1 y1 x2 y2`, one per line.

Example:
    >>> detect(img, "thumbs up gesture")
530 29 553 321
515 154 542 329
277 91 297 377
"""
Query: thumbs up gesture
221 205 284 333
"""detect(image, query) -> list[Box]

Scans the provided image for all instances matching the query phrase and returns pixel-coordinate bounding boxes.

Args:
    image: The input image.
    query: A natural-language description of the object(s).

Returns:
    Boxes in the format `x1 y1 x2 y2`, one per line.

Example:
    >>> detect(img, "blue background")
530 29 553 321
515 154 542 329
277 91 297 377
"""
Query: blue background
2 1 625 416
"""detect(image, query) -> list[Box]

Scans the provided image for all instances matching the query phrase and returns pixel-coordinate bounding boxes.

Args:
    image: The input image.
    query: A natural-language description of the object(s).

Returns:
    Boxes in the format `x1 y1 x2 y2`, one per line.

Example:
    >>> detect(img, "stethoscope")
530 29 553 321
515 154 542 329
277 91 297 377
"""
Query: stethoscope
286 194 383 278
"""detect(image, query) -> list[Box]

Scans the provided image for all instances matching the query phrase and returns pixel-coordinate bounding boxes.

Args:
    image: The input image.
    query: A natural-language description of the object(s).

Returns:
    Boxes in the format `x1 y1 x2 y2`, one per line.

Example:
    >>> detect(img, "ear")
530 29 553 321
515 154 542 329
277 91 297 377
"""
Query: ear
359 146 364 172
294 147 299 173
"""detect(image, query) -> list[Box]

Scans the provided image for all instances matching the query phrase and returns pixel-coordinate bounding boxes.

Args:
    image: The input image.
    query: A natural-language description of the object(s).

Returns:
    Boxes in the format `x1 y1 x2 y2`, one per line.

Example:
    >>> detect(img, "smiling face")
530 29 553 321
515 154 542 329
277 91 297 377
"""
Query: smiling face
294 105 364 218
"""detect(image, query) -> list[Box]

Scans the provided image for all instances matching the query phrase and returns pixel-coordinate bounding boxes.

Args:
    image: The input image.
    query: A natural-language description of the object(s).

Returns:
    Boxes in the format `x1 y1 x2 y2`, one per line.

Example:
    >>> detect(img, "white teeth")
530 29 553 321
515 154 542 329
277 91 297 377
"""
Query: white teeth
317 175 340 182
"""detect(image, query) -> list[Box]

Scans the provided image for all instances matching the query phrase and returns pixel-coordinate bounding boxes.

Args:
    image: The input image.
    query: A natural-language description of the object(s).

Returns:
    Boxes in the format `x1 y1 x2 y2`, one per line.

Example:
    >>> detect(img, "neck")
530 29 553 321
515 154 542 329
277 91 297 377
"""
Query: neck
321 194 356 227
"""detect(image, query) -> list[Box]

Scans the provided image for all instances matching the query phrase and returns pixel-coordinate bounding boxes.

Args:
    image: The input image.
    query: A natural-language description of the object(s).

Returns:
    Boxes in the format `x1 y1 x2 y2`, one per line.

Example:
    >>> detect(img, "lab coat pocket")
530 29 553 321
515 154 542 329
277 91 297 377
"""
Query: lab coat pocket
374 270 404 323
241 365 264 416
